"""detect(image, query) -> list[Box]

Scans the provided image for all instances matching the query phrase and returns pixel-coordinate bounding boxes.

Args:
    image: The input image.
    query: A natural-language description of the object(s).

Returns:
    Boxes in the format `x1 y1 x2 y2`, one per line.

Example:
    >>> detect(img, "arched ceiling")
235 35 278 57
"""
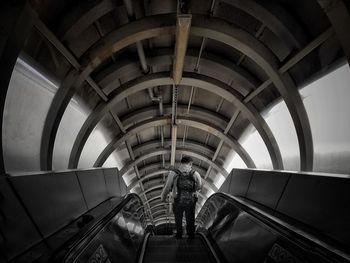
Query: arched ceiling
1 0 348 226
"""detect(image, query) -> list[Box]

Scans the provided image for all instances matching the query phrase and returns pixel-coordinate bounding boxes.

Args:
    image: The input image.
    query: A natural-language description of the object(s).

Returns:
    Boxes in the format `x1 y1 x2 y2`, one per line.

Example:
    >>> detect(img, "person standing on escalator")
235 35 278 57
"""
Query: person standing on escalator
161 156 202 239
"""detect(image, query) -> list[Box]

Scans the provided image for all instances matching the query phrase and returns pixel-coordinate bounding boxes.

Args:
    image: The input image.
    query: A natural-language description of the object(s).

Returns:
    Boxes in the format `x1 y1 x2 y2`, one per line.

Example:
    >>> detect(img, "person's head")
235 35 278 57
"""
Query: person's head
181 156 193 165
179 156 193 173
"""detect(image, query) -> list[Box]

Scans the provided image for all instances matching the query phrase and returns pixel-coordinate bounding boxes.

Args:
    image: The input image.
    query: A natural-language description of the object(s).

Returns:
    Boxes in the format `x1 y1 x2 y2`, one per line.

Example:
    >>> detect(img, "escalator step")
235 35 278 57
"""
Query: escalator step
142 235 215 263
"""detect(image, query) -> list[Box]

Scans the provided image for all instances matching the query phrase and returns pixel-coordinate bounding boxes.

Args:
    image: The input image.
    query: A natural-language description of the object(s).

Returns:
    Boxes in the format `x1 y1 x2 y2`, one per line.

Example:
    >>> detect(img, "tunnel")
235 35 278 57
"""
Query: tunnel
0 0 350 262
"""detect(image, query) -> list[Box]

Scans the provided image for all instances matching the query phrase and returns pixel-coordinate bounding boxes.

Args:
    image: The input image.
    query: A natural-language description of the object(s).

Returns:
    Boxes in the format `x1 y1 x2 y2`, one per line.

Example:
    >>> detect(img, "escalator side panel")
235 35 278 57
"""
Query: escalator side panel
199 196 277 263
213 213 277 263
196 194 344 263
63 195 146 263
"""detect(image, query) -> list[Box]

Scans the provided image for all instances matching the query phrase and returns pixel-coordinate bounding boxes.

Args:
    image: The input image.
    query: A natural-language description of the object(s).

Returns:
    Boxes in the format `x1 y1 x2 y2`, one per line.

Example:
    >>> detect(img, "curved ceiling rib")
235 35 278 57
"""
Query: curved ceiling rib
39 14 176 171
99 51 258 97
4 0 348 232
70 73 283 169
62 0 116 42
127 170 167 191
142 185 165 196
128 165 214 208
127 168 219 193
143 195 165 206
61 0 304 58
137 163 208 179
189 15 312 170
153 216 176 224
154 220 176 226
219 0 305 50
151 208 170 218
41 13 292 171
93 111 253 166
92 115 253 168
133 164 211 202
152 209 168 217
118 148 229 178
137 182 209 206
150 203 169 213
40 13 314 174
132 139 219 161
121 104 230 132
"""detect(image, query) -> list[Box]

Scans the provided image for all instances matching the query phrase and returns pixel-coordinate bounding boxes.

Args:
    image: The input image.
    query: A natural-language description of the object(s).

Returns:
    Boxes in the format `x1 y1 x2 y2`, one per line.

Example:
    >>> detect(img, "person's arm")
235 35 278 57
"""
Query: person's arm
161 171 175 202
194 171 202 191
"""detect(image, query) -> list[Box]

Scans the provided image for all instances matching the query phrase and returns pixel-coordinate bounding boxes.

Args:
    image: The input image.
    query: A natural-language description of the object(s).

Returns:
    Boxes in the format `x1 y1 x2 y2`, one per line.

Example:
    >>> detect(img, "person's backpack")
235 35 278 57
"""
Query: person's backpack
174 170 197 205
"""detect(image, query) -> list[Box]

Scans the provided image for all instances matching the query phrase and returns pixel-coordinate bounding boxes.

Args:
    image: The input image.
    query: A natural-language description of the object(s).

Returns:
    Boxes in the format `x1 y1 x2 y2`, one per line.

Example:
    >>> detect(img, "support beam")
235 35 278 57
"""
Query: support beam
150 203 169 213
127 168 218 193
43 14 312 172
126 141 154 223
62 0 115 42
152 209 168 218
141 185 164 196
244 27 335 103
118 147 229 178
140 199 203 219
170 125 178 166
40 47 258 171
69 73 277 170
137 163 207 181
92 116 254 169
220 0 305 50
110 109 153 223
317 0 350 65
121 103 228 131
34 18 80 69
154 218 176 226
173 14 192 84
101 51 256 97
170 84 178 165
34 18 108 102
123 0 149 73
133 139 218 159
181 34 206 158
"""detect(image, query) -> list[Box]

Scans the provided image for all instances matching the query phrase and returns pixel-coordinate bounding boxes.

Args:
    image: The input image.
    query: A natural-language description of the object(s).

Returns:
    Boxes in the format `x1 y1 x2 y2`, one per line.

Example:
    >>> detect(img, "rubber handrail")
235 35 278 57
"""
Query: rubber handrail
61 193 146 262
197 192 350 262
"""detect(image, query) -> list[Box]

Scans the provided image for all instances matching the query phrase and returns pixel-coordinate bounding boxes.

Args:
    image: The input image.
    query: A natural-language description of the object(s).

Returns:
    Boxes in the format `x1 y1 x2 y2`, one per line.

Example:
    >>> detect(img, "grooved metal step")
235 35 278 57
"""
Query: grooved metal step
142 235 215 263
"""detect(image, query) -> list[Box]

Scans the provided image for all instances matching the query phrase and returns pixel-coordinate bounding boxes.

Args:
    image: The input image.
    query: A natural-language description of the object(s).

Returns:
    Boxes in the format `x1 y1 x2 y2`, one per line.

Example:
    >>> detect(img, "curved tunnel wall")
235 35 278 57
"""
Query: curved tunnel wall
218 168 350 254
1 0 349 226
4 56 350 174
226 63 350 173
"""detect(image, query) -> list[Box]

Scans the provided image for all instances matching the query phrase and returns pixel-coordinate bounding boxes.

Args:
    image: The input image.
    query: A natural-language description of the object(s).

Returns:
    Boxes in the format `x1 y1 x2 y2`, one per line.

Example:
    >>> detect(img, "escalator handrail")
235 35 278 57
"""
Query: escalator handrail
197 232 221 263
137 232 151 263
197 192 350 262
56 193 146 262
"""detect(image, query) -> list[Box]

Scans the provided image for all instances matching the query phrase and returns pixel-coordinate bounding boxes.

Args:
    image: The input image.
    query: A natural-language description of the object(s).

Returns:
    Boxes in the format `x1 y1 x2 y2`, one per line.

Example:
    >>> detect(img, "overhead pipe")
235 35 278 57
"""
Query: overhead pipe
123 0 169 173
123 0 149 74
123 0 165 115
123 0 157 224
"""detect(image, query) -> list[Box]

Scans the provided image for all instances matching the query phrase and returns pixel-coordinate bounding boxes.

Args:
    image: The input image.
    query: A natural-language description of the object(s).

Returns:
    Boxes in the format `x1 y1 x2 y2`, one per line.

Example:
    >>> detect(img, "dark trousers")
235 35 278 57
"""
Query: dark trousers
173 201 196 237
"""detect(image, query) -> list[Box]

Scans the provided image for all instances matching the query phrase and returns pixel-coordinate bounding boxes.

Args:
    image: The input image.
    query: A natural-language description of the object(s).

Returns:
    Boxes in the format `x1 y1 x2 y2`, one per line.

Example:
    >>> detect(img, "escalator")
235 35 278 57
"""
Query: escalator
54 193 350 263
141 235 218 263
